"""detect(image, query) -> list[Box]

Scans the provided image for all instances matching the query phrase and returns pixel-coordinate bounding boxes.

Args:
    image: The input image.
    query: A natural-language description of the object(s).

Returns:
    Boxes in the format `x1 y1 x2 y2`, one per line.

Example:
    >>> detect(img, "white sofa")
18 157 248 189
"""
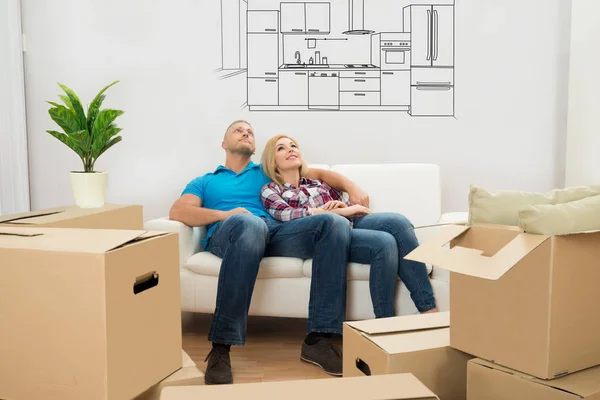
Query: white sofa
144 163 467 321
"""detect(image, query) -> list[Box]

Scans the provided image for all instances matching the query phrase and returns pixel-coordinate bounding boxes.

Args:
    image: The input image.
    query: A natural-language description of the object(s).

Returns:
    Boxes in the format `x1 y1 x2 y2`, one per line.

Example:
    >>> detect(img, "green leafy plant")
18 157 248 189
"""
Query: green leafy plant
46 80 124 173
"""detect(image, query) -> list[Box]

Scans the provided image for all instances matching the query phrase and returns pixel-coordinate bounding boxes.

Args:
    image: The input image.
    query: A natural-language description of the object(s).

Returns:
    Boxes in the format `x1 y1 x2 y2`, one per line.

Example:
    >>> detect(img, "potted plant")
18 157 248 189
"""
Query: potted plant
46 80 124 208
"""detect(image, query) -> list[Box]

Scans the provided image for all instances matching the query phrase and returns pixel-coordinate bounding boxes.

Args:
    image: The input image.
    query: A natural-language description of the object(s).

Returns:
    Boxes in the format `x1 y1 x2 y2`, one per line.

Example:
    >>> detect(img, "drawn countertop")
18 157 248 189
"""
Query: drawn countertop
279 64 380 71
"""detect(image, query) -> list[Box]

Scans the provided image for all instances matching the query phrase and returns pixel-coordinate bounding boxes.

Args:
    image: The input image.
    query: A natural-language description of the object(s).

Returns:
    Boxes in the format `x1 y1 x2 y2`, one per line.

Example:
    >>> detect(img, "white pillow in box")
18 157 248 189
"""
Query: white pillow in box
468 184 600 226
518 195 600 235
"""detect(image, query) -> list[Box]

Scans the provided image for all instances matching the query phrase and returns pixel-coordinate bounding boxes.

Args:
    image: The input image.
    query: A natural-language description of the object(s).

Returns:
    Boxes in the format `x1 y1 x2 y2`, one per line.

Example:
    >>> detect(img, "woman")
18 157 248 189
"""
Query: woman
260 134 438 317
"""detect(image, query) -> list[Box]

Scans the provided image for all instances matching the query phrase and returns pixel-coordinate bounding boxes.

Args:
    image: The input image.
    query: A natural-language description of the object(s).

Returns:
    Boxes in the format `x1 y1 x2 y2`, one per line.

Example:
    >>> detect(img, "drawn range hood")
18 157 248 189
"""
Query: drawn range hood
342 0 374 35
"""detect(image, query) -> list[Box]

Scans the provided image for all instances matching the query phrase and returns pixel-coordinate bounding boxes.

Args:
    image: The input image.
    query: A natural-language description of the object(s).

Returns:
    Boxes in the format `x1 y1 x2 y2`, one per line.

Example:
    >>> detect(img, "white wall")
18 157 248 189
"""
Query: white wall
0 0 30 215
565 0 600 187
20 0 572 221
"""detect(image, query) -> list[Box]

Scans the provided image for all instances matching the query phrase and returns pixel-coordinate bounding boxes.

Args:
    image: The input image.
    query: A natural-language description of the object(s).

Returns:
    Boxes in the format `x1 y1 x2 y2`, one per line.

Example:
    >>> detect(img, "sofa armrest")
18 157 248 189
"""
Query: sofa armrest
431 265 449 283
144 217 206 267
425 211 467 283
437 211 468 225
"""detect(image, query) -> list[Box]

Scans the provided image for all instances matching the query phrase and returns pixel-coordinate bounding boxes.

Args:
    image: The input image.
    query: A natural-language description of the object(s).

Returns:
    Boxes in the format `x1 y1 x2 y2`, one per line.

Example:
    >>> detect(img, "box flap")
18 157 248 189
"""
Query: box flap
0 231 43 237
0 207 66 224
471 359 600 397
345 311 449 335
0 227 163 254
0 204 132 225
160 373 439 399
412 221 468 230
368 327 450 354
404 225 549 280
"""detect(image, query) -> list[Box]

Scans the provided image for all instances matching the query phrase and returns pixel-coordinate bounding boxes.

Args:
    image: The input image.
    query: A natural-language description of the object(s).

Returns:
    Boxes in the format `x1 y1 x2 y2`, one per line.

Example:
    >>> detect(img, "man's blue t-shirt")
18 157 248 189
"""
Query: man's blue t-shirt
181 161 273 249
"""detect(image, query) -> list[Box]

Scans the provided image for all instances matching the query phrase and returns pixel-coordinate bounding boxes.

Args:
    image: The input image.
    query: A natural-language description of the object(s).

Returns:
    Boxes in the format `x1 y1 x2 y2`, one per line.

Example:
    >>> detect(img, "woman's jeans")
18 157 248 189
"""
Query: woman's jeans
351 212 437 315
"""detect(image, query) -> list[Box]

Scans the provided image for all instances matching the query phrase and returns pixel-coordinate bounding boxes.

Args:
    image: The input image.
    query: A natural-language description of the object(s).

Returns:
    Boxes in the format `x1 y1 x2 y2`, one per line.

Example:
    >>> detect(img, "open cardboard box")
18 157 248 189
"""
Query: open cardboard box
0 227 182 400
0 203 143 229
343 312 473 400
159 373 439 400
467 358 600 400
406 223 600 380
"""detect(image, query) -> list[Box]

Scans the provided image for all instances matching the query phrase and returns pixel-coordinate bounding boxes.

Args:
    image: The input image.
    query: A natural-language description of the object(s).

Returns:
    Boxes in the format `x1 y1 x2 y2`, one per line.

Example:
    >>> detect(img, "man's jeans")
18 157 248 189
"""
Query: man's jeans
353 213 436 313
206 213 351 346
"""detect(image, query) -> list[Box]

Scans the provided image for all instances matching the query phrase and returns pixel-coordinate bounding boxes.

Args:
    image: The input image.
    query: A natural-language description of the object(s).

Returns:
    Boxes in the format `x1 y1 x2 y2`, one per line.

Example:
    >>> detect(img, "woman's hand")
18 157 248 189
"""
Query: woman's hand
312 204 371 217
333 204 372 218
322 200 347 210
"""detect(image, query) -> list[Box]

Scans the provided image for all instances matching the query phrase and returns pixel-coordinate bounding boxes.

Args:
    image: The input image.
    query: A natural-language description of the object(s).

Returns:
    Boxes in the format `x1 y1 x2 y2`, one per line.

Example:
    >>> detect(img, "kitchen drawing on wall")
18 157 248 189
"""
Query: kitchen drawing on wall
216 0 455 117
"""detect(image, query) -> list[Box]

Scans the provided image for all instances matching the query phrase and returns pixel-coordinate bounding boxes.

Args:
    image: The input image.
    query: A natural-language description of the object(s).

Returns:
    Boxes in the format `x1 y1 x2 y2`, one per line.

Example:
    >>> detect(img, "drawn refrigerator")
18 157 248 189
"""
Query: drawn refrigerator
404 5 454 116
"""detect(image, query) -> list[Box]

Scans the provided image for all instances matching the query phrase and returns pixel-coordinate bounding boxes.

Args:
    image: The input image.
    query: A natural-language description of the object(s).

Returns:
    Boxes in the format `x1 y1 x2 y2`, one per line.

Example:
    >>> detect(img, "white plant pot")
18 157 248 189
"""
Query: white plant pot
69 171 108 208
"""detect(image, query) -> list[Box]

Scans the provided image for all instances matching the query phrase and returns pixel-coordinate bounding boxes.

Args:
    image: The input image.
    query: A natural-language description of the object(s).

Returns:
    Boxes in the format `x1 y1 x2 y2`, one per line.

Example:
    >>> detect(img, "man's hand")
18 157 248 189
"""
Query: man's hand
347 186 370 207
322 200 347 210
306 168 370 206
222 207 251 219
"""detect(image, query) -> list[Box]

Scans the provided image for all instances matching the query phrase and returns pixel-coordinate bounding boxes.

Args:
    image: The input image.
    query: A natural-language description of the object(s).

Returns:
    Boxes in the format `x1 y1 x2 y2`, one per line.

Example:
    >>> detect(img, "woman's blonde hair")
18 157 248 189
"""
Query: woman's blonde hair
261 134 308 186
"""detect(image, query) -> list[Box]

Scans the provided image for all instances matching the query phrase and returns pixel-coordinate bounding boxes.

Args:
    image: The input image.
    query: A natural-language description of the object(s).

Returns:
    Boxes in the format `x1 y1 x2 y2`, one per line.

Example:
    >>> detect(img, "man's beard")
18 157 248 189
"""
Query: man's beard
231 144 254 157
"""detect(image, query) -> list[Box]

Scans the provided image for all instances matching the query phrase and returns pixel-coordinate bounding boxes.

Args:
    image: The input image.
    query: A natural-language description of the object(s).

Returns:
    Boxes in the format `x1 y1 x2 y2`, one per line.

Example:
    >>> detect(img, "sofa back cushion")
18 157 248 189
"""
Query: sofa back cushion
307 164 330 171
328 163 441 226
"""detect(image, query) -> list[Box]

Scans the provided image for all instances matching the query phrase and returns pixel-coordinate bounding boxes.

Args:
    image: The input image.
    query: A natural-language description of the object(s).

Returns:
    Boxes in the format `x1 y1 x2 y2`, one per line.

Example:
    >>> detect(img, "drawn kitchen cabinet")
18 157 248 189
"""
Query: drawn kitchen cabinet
281 3 305 33
247 10 279 33
340 92 381 106
339 71 381 106
248 78 279 106
381 70 410 106
339 77 380 92
279 70 308 106
247 34 279 78
305 3 330 34
339 70 381 79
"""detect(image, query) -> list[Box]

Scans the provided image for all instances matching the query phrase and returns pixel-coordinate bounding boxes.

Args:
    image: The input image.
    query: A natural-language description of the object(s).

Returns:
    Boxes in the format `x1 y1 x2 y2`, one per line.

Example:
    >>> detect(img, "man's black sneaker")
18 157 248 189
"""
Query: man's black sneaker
204 347 233 385
300 337 343 376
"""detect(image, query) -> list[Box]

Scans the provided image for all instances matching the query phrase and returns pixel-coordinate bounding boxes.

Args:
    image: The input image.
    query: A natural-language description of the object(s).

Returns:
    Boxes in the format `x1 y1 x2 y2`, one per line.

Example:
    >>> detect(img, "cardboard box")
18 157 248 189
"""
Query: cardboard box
135 350 204 400
0 203 143 229
405 223 600 380
467 358 600 400
343 312 473 400
181 350 196 368
160 373 439 400
0 227 182 400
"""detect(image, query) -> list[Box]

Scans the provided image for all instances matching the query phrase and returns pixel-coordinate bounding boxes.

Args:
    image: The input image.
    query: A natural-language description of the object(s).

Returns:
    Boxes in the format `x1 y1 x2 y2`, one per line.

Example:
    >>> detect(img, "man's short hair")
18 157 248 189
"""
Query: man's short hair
224 120 251 139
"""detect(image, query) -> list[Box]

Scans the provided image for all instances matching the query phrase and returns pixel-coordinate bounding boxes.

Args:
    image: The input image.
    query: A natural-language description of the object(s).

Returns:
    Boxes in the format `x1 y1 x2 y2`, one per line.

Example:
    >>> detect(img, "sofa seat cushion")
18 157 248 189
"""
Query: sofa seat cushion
302 260 432 280
185 252 305 279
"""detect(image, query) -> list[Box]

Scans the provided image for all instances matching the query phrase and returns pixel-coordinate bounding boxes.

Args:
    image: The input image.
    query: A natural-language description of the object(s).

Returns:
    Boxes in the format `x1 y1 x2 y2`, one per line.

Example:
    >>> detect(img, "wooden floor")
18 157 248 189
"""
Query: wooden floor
181 312 342 384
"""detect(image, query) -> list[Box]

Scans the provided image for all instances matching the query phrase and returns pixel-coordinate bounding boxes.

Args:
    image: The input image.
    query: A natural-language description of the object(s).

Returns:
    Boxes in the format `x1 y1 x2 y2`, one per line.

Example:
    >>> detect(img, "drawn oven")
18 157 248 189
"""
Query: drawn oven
380 33 411 71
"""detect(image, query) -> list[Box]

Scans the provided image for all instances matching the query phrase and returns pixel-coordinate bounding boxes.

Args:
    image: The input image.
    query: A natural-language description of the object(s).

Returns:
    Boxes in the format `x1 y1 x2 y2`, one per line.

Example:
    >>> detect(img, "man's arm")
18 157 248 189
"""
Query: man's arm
169 194 245 227
306 168 370 206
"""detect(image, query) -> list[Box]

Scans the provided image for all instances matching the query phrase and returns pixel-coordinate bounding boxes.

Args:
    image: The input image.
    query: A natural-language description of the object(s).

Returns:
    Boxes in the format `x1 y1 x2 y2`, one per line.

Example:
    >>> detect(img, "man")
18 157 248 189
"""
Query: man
169 120 369 385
